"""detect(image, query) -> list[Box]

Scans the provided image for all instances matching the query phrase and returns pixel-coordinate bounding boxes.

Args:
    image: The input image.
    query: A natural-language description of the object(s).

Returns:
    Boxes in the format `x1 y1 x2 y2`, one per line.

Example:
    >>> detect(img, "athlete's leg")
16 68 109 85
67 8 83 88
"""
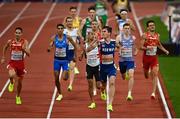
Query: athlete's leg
68 60 75 91
88 79 94 102
8 68 16 92
150 65 159 97
108 76 116 105
16 76 23 97
54 71 61 94
127 69 134 100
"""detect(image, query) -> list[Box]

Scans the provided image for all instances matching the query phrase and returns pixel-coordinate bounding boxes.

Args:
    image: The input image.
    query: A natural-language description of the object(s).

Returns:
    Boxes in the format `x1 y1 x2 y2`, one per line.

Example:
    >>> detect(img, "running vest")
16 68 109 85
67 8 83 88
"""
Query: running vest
117 18 129 33
144 32 160 56
86 43 100 67
10 38 25 61
119 33 134 62
73 17 80 29
64 28 78 50
99 39 116 64
54 34 68 60
82 17 99 39
95 1 107 16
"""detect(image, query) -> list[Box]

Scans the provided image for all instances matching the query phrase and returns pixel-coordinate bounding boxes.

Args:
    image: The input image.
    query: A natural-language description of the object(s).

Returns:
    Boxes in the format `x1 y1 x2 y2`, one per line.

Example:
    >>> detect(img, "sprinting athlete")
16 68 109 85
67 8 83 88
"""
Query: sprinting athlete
1 27 30 105
99 26 117 112
47 24 77 102
116 23 138 101
140 20 169 99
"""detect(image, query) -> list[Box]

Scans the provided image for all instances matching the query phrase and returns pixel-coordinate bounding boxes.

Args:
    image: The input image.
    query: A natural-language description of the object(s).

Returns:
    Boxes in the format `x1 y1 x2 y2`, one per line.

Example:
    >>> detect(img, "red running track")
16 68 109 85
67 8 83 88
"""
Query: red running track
0 2 175 118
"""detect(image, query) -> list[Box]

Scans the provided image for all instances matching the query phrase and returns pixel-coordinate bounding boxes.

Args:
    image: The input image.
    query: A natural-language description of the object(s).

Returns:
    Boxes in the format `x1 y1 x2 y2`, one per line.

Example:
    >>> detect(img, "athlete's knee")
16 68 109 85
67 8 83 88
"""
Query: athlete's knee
9 70 16 78
63 71 69 81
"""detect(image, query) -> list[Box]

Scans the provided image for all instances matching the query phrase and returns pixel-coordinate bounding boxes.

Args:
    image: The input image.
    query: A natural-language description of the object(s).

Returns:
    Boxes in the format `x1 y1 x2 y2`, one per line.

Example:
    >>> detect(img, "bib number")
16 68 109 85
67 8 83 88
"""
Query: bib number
11 51 23 60
146 46 157 56
55 48 66 57
121 48 132 57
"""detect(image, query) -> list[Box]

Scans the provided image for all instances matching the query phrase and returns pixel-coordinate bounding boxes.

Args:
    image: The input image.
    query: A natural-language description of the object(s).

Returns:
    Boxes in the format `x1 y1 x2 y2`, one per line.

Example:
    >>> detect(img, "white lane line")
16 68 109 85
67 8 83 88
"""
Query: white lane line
46 2 82 119
0 2 31 38
0 3 56 98
130 2 172 119
46 70 62 119
106 78 110 119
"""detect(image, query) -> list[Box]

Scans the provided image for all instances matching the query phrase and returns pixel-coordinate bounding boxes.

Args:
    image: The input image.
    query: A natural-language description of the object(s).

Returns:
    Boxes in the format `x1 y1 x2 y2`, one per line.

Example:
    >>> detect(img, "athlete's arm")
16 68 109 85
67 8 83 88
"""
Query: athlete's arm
128 19 136 31
80 19 86 34
140 33 147 50
132 36 138 56
115 34 120 48
1 40 10 64
157 34 169 55
23 40 30 57
47 36 55 52
86 39 98 53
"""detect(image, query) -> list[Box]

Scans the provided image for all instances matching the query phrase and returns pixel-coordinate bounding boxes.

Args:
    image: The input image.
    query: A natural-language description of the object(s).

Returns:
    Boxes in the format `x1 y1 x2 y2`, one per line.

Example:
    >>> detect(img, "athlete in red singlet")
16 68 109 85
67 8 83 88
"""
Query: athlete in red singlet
140 20 169 99
1 27 30 105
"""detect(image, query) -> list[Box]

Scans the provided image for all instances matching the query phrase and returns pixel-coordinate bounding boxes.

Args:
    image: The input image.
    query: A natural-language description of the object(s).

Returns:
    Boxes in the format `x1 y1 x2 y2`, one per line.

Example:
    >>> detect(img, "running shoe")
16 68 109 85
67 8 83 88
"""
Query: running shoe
56 94 63 101
107 104 113 112
74 67 80 74
126 95 133 101
67 85 73 92
100 90 107 101
151 93 156 99
16 96 22 105
88 102 96 109
8 83 14 92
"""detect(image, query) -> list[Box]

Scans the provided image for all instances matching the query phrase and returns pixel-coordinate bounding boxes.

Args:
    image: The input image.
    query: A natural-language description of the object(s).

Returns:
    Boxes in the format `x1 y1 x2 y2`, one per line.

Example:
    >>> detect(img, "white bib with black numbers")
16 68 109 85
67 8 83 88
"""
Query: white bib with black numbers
86 43 99 67
11 51 23 60
55 48 66 57
121 47 132 57
146 46 157 56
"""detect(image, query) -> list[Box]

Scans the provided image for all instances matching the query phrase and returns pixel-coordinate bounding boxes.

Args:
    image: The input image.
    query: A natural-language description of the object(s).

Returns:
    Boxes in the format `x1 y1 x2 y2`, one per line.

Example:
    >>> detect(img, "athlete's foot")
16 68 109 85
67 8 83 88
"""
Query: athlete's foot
93 90 97 96
16 96 22 105
56 94 63 101
8 82 14 92
107 104 113 112
67 85 73 92
88 102 96 109
151 93 156 99
74 67 79 74
126 95 133 101
100 90 107 101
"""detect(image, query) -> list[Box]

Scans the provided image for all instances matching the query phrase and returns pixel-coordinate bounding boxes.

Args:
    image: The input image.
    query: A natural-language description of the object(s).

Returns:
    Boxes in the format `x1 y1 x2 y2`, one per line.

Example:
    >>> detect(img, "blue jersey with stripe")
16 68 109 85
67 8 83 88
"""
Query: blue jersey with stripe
119 33 134 62
100 39 116 64
54 34 68 60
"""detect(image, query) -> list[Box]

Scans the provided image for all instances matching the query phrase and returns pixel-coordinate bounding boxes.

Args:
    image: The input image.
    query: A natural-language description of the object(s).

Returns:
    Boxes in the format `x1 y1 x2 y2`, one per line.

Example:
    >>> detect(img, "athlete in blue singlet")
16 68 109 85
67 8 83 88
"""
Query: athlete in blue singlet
47 24 77 102
116 23 138 101
99 26 117 112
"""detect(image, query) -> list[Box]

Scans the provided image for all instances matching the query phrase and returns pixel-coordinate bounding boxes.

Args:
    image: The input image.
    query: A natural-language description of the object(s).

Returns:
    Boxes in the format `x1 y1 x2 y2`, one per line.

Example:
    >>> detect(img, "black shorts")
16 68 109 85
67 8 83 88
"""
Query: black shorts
86 64 100 81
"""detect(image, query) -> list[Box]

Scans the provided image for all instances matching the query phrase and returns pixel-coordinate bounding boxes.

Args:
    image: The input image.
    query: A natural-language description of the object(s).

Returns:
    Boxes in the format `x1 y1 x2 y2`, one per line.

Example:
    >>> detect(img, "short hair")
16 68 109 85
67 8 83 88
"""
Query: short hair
146 20 155 27
56 24 64 29
88 6 95 12
123 23 130 28
120 9 128 14
15 27 23 32
103 26 112 33
65 16 73 22
69 6 77 11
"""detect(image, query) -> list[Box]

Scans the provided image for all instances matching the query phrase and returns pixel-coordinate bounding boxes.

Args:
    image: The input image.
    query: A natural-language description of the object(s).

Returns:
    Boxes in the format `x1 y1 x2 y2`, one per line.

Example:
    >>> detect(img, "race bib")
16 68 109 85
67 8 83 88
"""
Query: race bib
11 51 23 60
121 48 132 57
146 46 157 56
55 48 66 57
87 54 99 65
86 27 92 35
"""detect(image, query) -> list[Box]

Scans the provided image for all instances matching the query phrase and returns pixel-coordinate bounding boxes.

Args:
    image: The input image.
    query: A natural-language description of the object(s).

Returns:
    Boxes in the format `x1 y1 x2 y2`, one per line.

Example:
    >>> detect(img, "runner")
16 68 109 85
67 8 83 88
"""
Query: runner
116 23 138 101
47 24 77 101
64 16 80 91
1 27 30 105
99 26 117 112
85 31 101 109
140 20 169 99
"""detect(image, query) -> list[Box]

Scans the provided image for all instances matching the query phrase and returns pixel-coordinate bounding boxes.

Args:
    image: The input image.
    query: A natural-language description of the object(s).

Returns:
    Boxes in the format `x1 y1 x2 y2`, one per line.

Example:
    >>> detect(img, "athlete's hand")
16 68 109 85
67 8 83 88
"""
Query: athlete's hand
1 57 5 64
47 48 51 52
165 50 169 55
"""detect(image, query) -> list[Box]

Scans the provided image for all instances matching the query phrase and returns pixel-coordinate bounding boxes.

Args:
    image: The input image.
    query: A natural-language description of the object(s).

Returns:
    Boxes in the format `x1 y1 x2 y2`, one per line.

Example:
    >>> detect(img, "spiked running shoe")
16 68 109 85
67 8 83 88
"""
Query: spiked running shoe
74 67 80 74
126 95 133 101
8 83 14 92
151 93 156 99
56 94 63 101
16 96 22 105
101 91 107 101
88 102 96 109
67 85 73 92
107 104 113 112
